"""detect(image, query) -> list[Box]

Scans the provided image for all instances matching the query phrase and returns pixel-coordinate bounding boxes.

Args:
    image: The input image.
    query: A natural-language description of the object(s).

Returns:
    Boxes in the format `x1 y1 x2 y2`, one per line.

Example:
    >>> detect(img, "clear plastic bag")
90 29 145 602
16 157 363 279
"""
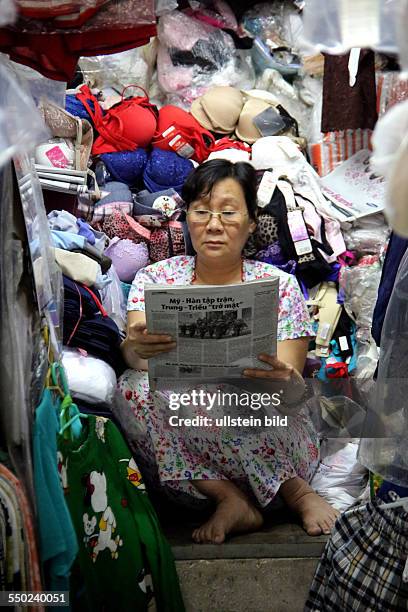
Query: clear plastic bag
252 68 312 138
342 214 390 255
99 266 127 333
157 10 255 106
155 0 178 16
0 56 49 170
62 347 117 406
241 1 302 75
11 62 66 108
311 439 369 511
15 0 156 33
358 249 408 485
301 0 399 54
79 44 155 93
339 256 382 342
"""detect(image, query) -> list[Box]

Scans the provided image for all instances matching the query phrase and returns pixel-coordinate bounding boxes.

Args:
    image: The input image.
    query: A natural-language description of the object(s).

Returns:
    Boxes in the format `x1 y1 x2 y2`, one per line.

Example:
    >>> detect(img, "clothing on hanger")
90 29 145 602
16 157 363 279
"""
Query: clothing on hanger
321 51 378 132
32 385 78 591
372 232 408 347
58 414 185 612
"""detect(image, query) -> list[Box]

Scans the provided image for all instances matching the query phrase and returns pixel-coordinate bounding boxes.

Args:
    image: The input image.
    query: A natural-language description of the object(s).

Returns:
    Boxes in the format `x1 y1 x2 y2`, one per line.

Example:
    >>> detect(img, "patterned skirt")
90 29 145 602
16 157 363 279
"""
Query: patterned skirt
114 369 320 508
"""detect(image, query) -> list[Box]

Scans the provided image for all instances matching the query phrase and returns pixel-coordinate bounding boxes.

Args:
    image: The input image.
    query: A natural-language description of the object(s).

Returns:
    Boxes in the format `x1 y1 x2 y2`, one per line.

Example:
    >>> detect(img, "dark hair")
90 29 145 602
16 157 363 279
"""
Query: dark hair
181 159 258 221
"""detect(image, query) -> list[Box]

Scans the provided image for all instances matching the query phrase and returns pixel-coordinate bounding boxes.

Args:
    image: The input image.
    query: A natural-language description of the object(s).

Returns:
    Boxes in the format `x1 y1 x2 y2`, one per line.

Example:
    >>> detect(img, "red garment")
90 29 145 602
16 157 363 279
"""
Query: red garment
76 85 158 154
152 105 215 163
0 0 156 81
0 25 155 81
210 137 251 153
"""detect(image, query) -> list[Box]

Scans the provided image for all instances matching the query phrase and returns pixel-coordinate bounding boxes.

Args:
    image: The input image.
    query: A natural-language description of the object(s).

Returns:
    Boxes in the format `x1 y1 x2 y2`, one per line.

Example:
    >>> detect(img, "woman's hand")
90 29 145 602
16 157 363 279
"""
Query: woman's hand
126 320 176 359
242 354 297 381
242 354 306 405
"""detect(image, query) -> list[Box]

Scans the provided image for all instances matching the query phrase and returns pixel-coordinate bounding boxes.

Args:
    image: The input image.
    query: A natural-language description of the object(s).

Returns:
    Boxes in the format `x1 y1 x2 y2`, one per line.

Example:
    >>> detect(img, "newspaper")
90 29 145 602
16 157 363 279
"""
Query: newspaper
144 277 280 390
320 149 386 222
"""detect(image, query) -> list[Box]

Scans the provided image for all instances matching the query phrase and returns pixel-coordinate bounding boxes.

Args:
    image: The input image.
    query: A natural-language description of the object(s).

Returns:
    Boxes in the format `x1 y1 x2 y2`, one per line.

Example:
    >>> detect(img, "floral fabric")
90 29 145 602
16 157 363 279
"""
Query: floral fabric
118 256 318 507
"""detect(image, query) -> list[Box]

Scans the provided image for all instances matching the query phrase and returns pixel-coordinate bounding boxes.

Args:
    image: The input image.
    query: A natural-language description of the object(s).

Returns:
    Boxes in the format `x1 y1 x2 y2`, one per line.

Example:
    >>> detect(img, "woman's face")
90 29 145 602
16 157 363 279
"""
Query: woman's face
187 177 256 263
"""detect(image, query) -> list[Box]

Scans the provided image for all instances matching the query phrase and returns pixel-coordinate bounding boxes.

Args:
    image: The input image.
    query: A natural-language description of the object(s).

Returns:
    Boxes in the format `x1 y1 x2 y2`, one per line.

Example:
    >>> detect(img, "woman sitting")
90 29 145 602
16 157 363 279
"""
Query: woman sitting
118 160 339 544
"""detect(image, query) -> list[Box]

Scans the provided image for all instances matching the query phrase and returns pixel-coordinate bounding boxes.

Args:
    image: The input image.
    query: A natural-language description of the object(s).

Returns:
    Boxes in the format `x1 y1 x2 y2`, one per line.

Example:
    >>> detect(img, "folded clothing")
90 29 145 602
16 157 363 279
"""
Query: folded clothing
55 248 100 287
63 275 126 375
62 348 117 407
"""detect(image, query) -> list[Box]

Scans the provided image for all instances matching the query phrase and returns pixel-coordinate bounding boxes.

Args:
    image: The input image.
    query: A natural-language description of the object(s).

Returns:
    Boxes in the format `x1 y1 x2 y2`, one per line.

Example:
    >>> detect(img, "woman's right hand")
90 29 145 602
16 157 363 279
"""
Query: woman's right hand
125 320 177 359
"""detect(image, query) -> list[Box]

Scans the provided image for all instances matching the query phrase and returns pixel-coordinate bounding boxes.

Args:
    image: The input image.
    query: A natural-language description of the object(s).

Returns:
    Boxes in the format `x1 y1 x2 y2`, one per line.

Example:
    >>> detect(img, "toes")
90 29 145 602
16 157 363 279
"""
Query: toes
304 522 322 536
212 529 225 544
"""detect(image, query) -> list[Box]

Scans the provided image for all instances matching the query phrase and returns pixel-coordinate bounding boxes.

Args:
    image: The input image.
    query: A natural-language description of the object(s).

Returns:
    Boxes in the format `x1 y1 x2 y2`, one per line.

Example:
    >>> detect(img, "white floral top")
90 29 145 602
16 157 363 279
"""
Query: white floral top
127 255 314 342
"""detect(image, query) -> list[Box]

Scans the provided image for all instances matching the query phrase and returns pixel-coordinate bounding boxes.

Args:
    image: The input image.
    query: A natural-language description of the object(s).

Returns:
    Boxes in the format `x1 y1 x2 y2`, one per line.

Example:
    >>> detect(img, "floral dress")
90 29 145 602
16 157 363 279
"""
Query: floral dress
115 256 319 508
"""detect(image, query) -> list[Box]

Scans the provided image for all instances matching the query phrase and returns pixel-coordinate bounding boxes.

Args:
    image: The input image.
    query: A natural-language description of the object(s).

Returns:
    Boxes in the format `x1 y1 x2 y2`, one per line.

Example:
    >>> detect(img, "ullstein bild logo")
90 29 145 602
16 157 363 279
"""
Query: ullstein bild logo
168 390 282 411
168 414 288 427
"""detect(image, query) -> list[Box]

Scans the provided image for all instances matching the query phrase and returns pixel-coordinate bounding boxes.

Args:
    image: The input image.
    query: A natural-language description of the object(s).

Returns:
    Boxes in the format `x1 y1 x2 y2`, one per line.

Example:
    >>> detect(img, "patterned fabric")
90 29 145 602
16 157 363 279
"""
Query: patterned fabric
117 371 319 507
128 256 315 341
101 210 151 245
149 223 185 262
305 501 408 611
116 256 318 506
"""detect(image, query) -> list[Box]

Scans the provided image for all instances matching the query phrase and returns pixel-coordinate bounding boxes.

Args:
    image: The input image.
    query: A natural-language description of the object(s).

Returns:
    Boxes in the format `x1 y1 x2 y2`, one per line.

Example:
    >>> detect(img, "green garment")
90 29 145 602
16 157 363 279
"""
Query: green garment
58 415 184 612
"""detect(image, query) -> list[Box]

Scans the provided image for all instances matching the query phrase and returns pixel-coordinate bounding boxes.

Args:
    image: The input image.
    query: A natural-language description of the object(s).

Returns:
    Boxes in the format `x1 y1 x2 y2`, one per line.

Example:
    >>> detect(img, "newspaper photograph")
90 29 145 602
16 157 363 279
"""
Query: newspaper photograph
144 277 280 389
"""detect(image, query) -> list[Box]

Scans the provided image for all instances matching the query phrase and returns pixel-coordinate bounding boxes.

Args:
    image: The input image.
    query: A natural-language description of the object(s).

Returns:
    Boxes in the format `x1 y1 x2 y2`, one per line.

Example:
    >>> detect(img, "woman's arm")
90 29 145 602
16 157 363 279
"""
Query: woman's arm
277 337 310 374
121 311 149 371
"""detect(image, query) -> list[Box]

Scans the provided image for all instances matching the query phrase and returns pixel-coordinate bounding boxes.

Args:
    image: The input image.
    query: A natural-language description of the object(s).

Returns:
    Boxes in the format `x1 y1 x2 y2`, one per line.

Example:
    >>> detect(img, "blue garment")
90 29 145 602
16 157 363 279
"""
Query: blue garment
372 232 408 346
76 219 96 245
51 231 86 251
143 148 193 194
97 181 132 205
377 480 408 503
32 388 78 594
101 149 148 187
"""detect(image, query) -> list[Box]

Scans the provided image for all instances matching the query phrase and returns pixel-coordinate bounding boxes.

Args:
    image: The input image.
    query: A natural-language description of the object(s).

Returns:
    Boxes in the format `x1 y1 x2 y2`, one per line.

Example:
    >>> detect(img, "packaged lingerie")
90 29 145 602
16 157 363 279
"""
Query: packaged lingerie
57 415 185 611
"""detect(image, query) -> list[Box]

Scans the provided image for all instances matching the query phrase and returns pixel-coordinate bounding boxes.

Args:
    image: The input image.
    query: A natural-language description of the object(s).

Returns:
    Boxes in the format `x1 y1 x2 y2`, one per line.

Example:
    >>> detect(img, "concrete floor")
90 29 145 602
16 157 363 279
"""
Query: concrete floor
165 519 326 612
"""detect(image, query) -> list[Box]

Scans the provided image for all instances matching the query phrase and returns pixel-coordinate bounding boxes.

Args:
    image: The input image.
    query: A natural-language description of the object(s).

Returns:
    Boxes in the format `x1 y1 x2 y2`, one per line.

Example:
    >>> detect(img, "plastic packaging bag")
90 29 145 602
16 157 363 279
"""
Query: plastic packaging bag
155 0 178 16
301 0 399 54
78 43 156 93
0 56 49 169
311 439 369 511
11 62 66 108
342 214 390 255
99 266 127 333
358 249 408 485
62 348 117 406
157 10 255 106
241 2 302 75
339 256 382 342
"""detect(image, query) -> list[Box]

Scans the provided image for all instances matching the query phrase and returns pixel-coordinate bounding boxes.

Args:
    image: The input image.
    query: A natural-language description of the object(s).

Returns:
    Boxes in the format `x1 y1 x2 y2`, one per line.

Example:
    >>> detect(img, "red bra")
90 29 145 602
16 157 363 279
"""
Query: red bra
76 84 158 155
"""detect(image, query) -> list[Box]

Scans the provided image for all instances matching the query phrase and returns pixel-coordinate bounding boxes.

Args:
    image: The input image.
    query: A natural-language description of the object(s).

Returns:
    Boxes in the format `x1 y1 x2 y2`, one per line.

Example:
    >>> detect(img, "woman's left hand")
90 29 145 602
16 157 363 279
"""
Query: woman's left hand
242 354 298 381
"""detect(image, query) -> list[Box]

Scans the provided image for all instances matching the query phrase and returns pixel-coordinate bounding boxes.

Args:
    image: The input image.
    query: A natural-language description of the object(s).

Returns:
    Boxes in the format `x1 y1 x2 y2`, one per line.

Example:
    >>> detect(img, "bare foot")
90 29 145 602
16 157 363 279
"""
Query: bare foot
280 477 340 536
290 490 340 536
192 495 263 544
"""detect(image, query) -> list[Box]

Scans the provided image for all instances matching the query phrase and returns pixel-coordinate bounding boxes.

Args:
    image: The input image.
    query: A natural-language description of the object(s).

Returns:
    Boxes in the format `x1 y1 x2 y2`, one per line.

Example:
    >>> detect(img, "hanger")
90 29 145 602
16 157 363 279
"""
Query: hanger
51 362 88 441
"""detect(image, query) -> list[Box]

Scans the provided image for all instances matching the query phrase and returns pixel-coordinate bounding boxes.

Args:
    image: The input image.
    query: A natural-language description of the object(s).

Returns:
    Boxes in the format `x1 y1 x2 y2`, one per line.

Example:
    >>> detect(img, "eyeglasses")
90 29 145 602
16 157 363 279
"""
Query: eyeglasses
187 209 248 225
